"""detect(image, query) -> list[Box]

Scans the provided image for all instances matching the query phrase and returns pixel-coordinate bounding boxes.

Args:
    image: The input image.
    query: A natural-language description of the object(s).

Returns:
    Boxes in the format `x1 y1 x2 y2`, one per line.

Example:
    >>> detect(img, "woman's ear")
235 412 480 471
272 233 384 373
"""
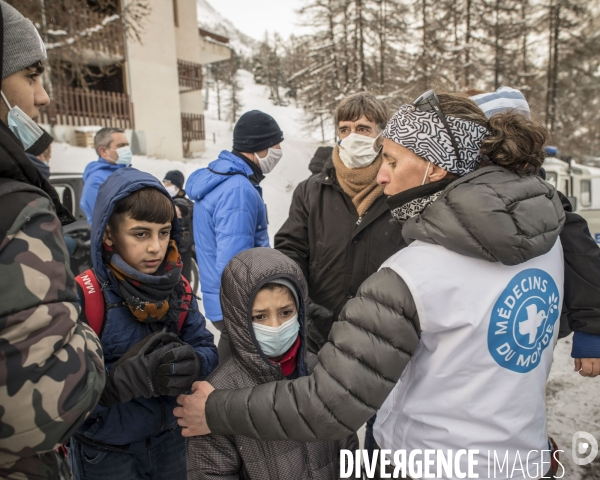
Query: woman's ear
103 226 113 246
429 163 450 183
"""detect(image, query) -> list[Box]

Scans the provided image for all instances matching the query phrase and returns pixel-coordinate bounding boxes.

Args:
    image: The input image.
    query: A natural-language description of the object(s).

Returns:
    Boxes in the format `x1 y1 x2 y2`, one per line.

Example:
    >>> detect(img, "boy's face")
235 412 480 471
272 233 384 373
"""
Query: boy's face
104 216 172 274
0 66 50 124
251 287 297 328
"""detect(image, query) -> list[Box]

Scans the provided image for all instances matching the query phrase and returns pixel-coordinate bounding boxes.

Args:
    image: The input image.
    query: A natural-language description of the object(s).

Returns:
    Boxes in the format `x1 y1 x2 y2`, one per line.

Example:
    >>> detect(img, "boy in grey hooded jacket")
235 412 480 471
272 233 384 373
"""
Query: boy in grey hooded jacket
186 248 357 479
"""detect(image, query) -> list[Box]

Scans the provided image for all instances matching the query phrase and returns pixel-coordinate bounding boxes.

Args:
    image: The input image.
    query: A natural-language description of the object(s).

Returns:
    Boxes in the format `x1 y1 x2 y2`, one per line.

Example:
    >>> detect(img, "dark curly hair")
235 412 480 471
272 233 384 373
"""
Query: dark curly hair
436 93 549 175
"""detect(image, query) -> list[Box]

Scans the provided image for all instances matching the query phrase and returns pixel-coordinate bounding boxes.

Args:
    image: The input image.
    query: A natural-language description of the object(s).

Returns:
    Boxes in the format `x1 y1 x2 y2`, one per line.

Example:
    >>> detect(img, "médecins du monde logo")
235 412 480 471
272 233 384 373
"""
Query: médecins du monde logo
488 268 560 373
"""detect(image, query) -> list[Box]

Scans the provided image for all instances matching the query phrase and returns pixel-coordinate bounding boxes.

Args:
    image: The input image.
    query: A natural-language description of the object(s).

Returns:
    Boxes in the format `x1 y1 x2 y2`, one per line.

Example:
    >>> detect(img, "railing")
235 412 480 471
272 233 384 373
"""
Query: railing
178 60 204 92
181 113 205 142
41 85 135 129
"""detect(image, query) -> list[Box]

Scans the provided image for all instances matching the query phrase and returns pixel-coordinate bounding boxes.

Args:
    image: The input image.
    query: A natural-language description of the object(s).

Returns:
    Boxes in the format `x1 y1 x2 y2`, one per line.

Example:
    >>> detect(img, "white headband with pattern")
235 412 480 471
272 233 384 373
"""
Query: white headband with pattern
383 104 489 176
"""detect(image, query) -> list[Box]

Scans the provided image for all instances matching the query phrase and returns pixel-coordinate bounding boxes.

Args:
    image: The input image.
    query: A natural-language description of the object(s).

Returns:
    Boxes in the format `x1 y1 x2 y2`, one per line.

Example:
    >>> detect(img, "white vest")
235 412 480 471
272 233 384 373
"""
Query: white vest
374 240 564 480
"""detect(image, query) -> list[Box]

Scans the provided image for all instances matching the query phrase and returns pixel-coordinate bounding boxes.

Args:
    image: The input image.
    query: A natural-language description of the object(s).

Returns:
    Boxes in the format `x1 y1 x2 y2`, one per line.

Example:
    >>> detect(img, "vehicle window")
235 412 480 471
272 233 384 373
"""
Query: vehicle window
545 172 557 189
581 180 591 207
53 184 75 214
563 179 570 197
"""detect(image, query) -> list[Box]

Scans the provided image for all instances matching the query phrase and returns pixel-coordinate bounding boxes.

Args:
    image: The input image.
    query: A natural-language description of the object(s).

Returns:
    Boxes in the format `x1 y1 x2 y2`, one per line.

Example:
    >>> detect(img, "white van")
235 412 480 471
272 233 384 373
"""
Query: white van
543 157 600 244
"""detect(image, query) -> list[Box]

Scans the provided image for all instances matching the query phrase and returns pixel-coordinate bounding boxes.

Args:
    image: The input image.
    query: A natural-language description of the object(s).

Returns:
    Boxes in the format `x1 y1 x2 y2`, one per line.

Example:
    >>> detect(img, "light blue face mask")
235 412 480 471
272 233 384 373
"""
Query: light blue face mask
1 91 44 150
115 146 133 166
253 314 299 358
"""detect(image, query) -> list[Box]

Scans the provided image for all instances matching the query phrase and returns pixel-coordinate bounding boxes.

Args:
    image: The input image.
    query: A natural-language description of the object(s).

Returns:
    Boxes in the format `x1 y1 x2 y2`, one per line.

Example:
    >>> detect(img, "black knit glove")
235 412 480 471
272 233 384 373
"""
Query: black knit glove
100 332 184 407
155 344 202 396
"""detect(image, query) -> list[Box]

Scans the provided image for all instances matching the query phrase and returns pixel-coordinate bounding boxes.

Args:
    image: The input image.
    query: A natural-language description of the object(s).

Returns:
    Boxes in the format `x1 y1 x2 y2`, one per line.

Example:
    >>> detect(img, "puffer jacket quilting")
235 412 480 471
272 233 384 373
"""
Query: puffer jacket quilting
187 151 270 322
187 248 358 479
402 165 565 265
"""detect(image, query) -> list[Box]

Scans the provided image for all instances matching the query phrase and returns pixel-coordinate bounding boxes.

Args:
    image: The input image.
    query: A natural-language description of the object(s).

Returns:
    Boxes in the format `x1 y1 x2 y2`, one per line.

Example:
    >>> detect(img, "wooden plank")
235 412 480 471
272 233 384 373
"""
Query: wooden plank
71 87 78 127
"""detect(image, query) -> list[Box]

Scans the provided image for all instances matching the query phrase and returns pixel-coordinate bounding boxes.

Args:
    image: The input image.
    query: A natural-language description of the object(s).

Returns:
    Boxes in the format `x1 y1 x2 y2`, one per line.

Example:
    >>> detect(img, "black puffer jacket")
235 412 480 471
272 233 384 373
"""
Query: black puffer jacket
205 166 565 442
187 248 358 479
558 192 600 335
275 157 406 350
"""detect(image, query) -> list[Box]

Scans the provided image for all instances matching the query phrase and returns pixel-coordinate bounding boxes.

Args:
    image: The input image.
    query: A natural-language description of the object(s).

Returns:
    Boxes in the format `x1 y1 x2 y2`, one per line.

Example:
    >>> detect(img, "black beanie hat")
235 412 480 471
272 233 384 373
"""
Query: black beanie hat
164 170 185 189
232 110 284 153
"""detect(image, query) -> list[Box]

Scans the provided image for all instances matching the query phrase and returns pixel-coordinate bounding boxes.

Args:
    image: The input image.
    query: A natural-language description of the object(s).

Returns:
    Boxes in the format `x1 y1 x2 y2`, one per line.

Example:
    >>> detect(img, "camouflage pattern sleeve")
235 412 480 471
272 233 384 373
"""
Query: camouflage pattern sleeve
0 194 105 479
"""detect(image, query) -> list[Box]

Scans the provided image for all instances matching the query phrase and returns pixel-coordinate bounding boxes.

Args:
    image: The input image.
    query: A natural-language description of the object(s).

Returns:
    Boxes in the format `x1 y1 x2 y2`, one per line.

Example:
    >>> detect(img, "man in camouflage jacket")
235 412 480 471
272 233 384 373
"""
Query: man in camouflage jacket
0 1 105 478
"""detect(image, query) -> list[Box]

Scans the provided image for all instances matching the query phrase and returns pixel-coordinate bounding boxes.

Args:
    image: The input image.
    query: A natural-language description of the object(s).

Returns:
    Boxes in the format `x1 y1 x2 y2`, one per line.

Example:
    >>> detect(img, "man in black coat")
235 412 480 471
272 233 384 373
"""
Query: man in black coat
275 92 406 354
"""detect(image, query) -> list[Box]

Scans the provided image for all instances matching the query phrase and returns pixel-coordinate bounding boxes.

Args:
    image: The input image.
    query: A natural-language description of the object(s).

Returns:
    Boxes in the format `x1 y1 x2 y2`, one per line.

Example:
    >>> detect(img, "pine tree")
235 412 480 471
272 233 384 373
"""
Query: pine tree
225 52 244 123
286 0 600 155
253 34 287 106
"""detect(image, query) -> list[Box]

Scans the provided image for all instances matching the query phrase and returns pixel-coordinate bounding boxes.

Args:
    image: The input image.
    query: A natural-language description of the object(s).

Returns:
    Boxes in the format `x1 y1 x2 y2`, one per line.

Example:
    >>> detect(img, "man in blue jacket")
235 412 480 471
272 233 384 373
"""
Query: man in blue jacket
187 110 284 360
80 127 132 225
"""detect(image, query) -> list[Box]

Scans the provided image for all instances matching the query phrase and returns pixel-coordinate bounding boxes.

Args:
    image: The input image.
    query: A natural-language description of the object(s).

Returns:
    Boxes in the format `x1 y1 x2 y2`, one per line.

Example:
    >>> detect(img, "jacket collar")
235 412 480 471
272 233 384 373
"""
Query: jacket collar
314 155 336 187
0 121 75 225
231 150 264 185
314 154 391 235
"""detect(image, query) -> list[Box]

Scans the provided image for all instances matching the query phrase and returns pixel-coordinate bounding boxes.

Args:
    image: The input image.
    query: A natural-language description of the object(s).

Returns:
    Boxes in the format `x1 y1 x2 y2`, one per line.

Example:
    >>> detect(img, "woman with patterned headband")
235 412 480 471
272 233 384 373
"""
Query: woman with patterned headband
369 90 564 478
175 91 565 479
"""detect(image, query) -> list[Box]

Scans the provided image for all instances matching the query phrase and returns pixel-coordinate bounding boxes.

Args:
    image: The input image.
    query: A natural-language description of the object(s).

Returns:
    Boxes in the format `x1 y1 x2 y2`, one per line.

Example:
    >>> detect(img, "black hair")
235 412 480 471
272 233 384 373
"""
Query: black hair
108 187 174 231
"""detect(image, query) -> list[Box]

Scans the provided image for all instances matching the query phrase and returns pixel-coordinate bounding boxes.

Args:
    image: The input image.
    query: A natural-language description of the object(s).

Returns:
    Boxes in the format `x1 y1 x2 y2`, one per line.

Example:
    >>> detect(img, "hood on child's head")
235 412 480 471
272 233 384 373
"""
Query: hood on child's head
220 248 308 380
90 167 181 280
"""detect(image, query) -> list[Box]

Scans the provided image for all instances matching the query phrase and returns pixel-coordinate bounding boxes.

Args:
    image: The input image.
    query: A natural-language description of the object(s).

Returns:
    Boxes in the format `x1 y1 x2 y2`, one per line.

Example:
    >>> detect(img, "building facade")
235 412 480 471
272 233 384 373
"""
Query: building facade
25 0 231 160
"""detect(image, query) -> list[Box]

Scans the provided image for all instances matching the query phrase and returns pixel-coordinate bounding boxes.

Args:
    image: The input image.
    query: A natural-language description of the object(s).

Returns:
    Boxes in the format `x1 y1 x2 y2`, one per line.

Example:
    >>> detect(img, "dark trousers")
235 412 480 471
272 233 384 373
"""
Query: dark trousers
213 320 232 363
69 429 186 480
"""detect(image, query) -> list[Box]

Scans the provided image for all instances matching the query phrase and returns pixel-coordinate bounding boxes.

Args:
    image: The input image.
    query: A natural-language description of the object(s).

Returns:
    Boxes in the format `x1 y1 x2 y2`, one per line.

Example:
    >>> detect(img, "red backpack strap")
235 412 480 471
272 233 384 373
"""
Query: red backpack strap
75 269 105 336
178 276 193 332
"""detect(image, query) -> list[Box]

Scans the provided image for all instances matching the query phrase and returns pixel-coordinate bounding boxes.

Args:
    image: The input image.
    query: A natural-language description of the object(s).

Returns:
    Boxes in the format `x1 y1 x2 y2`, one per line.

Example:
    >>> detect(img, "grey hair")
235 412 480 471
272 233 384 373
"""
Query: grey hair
94 127 124 156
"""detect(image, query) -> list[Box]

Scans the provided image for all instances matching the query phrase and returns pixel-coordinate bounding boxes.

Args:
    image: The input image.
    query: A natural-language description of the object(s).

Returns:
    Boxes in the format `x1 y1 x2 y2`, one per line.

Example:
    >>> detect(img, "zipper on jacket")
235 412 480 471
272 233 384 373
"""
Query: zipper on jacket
356 210 368 225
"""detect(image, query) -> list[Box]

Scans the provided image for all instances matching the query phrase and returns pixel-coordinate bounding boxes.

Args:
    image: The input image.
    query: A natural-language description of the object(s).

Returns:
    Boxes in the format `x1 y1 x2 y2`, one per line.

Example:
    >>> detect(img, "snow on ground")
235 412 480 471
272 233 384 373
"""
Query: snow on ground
51 69 599 478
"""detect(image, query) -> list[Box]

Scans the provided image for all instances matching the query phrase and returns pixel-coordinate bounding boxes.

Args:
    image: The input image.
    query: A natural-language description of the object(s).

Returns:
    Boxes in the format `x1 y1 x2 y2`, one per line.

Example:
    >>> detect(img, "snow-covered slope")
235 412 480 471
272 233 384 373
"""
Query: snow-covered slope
196 0 257 57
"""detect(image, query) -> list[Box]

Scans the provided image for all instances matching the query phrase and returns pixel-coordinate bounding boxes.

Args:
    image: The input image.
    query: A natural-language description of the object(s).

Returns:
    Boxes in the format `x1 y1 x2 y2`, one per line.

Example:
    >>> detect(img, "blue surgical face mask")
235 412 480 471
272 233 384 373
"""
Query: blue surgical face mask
1 91 44 150
115 146 133 166
253 314 299 358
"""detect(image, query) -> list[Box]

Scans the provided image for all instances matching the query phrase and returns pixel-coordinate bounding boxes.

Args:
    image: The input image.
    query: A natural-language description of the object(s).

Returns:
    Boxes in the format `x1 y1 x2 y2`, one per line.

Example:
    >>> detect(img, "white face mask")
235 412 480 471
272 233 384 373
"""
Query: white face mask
253 314 299 358
338 133 379 169
1 91 44 150
115 146 133 166
165 184 179 197
255 147 283 174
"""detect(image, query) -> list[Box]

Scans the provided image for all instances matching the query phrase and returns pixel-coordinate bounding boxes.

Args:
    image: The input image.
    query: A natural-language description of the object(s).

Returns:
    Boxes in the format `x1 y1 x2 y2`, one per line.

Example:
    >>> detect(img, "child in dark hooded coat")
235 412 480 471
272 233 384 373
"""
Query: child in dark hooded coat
187 247 358 479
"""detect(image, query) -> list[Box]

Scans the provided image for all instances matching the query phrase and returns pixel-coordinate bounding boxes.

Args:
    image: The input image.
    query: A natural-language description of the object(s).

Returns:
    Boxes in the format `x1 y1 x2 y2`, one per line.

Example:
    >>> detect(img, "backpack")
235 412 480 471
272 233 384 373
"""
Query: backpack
75 269 193 337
